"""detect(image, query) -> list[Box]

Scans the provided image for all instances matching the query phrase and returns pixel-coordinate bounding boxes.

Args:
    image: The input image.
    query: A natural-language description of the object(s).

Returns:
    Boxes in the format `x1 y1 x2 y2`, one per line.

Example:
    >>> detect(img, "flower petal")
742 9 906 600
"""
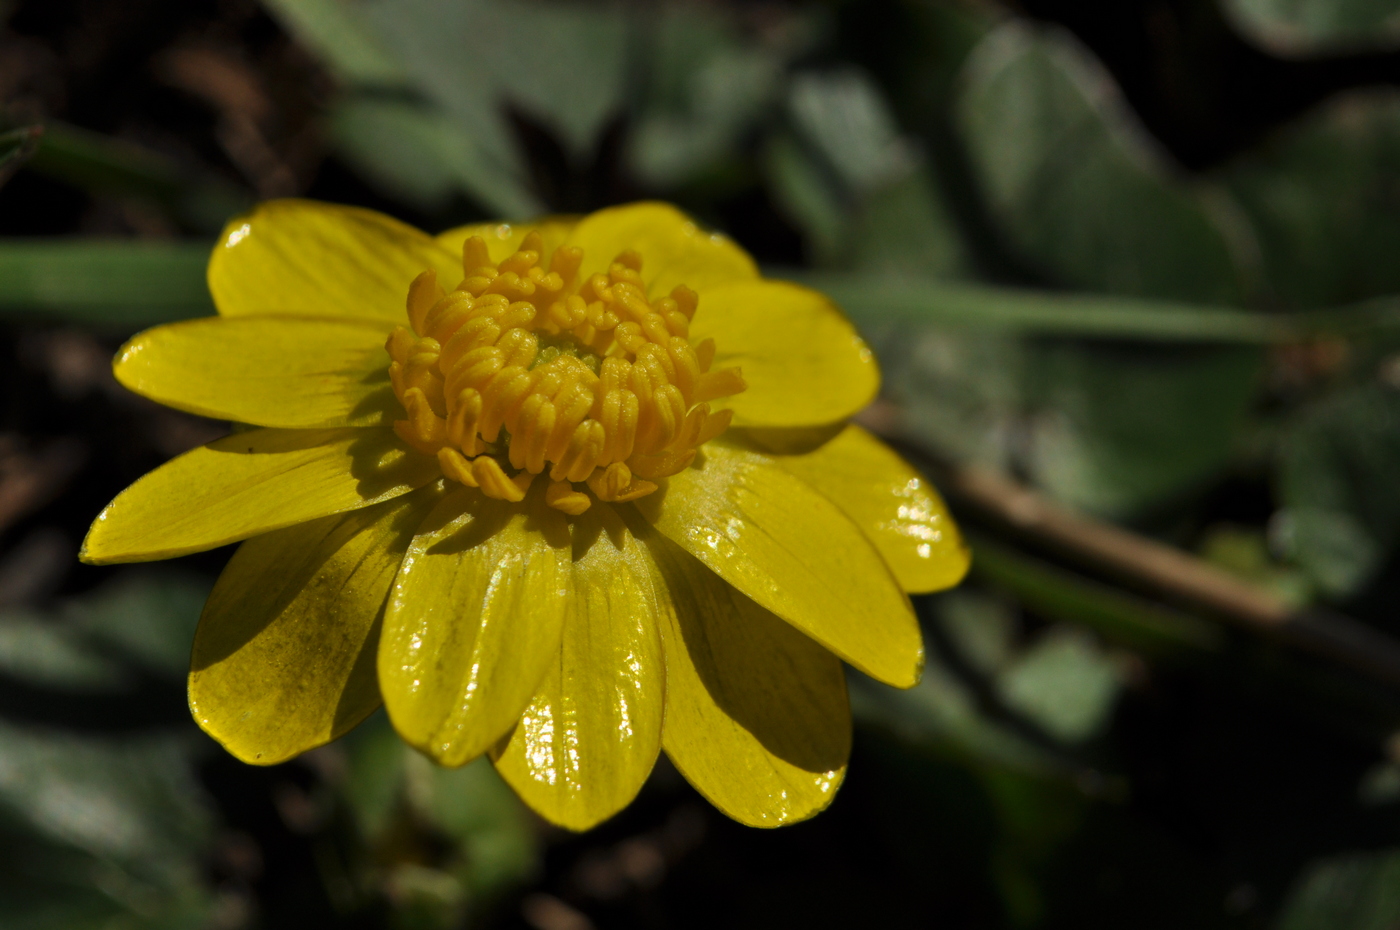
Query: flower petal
688 280 879 428
190 484 441 765
642 530 849 828
209 199 460 323
114 316 398 429
435 217 579 265
637 442 923 688
563 202 757 299
491 503 664 831
380 487 572 767
81 428 439 564
748 425 970 594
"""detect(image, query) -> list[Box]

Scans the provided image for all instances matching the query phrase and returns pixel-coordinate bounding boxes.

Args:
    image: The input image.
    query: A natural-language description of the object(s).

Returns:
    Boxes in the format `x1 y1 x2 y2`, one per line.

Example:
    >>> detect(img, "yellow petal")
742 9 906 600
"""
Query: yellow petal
748 425 970 594
190 484 441 765
380 487 572 767
642 530 849 828
491 504 664 831
114 316 397 429
209 199 460 323
563 202 758 299
636 442 923 688
689 279 879 428
435 217 579 265
81 428 439 564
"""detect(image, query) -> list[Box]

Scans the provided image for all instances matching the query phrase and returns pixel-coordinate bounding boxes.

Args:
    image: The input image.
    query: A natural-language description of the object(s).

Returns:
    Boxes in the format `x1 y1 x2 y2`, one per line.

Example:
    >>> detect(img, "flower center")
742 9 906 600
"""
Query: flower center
386 229 745 514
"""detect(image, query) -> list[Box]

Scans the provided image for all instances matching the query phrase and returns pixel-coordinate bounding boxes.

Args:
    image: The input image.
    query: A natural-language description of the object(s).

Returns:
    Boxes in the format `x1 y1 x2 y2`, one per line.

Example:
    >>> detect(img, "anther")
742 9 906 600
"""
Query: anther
545 479 591 515
473 455 527 502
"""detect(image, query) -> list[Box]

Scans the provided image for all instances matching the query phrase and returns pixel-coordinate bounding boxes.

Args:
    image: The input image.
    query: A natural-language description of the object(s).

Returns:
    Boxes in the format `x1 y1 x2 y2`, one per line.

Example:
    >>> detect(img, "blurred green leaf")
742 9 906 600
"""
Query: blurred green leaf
0 125 42 189
0 240 212 327
330 94 541 217
1277 383 1400 597
764 130 847 262
789 68 917 198
956 22 1245 304
1222 0 1400 56
26 122 248 233
1022 343 1262 516
64 571 209 679
628 3 784 188
343 712 538 920
812 275 1280 341
998 627 1123 745
1277 848 1400 930
870 318 1262 516
847 168 970 278
1223 90 1400 310
968 536 1225 656
365 0 628 164
259 0 410 86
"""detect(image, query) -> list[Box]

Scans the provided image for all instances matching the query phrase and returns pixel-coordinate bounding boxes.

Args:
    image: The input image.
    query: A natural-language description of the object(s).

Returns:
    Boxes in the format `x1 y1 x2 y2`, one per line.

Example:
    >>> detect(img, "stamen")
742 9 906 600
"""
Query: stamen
388 233 745 511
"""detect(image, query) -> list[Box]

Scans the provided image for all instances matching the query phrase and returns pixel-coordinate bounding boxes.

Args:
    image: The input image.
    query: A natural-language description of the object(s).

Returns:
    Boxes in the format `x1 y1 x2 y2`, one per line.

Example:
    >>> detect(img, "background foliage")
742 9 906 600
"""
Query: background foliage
4 0 1400 927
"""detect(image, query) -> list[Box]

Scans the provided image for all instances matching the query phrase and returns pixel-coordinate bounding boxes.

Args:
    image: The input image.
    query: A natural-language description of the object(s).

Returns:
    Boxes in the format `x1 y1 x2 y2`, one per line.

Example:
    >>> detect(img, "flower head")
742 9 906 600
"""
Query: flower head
82 200 968 829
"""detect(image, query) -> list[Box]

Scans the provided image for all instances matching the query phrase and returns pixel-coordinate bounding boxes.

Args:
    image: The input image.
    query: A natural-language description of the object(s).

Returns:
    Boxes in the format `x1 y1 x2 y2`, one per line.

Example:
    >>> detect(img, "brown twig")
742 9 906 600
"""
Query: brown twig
885 436 1400 692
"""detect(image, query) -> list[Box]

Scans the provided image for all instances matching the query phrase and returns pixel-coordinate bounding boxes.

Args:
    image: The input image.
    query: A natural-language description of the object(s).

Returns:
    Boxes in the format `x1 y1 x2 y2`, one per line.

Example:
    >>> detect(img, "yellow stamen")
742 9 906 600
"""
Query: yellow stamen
388 233 745 510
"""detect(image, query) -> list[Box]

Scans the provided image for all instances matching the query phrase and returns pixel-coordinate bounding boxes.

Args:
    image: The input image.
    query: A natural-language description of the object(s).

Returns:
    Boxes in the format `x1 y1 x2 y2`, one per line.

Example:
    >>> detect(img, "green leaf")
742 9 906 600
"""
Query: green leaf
259 0 410 86
763 130 847 262
1223 90 1400 309
25 122 248 233
0 240 212 327
0 125 42 189
955 22 1245 304
63 571 210 679
997 627 1123 745
1277 848 1400 930
330 94 542 217
807 274 1280 342
1021 343 1263 516
1277 383 1400 597
868 319 1263 516
847 168 970 279
788 68 916 198
364 0 629 163
628 3 783 188
1222 0 1400 56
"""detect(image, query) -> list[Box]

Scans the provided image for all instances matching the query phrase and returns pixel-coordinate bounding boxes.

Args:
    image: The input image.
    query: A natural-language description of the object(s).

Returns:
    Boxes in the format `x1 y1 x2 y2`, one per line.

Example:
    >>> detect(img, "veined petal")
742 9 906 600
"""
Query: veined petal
115 316 397 429
746 425 970 594
491 503 664 831
689 279 879 428
81 428 439 564
642 529 849 828
381 487 572 767
637 442 923 688
436 217 579 265
209 199 460 323
190 484 441 765
564 202 758 299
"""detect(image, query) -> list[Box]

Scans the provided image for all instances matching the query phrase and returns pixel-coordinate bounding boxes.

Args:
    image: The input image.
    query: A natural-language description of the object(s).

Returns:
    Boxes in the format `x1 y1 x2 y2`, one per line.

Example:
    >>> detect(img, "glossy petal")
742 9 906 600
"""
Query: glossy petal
115 316 397 428
435 217 579 265
748 425 970 594
491 504 664 831
637 442 923 688
190 485 441 765
642 530 849 828
689 279 878 428
81 428 439 564
381 487 572 766
564 202 758 299
209 199 460 323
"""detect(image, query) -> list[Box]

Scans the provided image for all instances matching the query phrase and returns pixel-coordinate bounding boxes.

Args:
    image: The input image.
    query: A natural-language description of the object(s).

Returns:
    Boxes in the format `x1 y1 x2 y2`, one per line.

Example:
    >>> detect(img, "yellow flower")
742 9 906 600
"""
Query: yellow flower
81 200 968 829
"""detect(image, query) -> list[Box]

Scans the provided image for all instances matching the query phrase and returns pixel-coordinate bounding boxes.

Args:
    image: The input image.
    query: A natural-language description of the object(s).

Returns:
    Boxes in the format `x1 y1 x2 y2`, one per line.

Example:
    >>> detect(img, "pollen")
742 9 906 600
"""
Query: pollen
387 230 745 513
